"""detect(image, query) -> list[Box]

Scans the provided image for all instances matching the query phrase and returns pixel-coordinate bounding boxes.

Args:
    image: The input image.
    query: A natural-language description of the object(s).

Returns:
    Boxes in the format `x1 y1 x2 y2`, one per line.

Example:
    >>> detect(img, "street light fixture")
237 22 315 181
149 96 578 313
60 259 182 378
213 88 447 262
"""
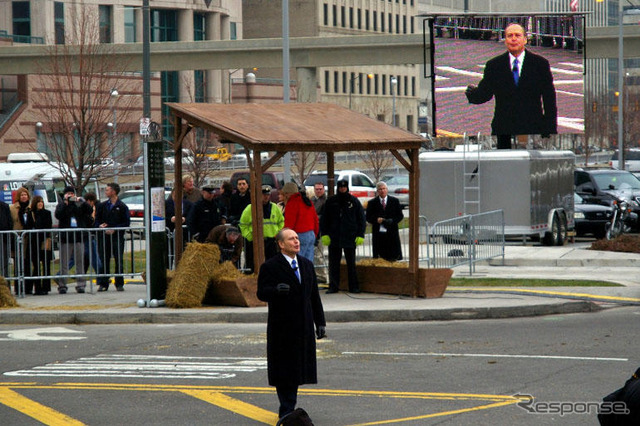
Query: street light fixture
390 76 398 127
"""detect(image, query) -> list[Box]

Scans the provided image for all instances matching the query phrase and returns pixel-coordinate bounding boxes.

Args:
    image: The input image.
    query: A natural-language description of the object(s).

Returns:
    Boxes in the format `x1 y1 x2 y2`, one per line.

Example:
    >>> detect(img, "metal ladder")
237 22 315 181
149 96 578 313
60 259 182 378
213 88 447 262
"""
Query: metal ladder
462 133 482 216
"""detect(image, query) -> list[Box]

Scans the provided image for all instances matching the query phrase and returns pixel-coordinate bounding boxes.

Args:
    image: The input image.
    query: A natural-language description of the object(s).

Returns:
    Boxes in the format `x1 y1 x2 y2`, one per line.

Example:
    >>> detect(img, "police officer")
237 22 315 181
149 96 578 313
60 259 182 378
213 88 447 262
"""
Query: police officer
187 185 226 243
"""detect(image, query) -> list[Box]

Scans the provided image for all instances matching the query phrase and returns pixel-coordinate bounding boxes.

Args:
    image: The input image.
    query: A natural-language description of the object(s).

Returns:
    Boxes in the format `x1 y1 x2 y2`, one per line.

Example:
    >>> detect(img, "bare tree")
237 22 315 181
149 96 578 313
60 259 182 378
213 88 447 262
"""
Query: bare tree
291 152 323 185
358 150 395 182
30 7 137 191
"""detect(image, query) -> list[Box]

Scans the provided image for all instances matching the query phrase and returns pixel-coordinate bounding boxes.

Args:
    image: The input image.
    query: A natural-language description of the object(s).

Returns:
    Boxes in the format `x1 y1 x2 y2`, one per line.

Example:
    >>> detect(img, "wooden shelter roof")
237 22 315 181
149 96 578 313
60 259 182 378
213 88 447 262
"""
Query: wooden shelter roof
166 102 423 151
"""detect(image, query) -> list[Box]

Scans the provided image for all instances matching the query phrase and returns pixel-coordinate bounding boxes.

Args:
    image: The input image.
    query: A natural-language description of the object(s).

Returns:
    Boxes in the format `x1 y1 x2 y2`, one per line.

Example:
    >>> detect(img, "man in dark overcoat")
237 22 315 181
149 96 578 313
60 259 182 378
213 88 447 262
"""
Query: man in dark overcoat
320 179 366 293
465 23 557 148
366 181 404 261
257 228 326 420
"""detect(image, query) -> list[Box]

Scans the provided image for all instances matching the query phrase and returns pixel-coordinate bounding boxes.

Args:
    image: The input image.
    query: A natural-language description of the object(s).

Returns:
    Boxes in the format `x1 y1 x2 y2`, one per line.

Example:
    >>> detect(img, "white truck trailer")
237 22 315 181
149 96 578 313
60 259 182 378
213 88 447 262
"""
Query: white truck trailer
419 150 575 245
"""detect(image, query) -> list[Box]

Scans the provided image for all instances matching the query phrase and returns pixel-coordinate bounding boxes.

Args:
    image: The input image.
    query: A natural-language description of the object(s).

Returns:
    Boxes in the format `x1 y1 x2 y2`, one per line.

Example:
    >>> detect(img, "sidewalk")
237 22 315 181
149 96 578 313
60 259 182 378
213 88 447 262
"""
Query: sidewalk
1 242 639 325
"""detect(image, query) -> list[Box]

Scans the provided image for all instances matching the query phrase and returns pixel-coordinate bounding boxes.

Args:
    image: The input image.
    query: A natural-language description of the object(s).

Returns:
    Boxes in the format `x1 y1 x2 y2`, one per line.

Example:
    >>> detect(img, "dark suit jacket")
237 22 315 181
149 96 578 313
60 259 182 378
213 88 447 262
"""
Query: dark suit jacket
257 253 326 387
466 50 557 136
366 195 404 261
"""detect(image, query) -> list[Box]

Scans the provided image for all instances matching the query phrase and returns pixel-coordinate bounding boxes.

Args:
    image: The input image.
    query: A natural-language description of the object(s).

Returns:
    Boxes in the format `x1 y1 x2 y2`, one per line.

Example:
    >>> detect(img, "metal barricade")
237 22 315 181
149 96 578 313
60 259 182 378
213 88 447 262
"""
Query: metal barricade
8 227 145 297
428 210 505 275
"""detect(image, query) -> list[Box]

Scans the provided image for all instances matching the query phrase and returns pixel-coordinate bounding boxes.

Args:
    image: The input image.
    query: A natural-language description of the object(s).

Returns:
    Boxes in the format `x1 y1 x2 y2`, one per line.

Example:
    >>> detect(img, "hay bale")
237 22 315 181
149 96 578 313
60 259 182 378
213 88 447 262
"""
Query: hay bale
0 278 18 308
166 242 221 308
356 258 406 268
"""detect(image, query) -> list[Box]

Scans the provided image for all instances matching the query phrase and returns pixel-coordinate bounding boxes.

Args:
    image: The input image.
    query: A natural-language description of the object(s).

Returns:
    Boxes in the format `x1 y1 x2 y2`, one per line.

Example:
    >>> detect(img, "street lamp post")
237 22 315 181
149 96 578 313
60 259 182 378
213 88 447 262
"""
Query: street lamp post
109 88 119 182
228 69 242 103
390 76 398 126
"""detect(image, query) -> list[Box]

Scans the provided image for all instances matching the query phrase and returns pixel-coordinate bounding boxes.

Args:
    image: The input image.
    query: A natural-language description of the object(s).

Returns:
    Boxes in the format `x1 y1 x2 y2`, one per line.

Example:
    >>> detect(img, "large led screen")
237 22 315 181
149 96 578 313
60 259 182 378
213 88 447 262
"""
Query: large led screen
431 15 584 139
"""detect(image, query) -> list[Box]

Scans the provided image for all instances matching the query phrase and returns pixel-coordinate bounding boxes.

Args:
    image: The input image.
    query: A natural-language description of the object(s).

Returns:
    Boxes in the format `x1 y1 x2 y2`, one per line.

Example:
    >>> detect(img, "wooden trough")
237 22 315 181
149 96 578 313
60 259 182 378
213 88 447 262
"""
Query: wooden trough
203 276 266 307
339 264 452 298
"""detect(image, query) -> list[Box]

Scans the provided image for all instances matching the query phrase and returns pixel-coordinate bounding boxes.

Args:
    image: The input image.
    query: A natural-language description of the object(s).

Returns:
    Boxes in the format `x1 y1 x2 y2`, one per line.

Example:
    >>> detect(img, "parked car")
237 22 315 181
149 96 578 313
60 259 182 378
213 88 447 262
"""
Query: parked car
303 170 376 207
88 157 121 175
574 168 640 232
119 189 172 227
573 193 614 239
380 174 409 208
610 149 640 173
230 171 288 203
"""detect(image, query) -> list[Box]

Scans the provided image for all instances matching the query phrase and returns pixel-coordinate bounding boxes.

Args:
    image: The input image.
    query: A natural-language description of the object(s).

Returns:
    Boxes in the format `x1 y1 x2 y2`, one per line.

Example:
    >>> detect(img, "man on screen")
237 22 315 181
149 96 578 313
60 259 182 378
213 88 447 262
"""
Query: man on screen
465 23 557 149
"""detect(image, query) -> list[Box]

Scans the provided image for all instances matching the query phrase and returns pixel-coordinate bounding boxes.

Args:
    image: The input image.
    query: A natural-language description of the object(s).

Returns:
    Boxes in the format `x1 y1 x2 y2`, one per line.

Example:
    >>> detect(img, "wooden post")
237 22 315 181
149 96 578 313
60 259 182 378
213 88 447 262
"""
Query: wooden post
408 148 420 295
250 150 266 271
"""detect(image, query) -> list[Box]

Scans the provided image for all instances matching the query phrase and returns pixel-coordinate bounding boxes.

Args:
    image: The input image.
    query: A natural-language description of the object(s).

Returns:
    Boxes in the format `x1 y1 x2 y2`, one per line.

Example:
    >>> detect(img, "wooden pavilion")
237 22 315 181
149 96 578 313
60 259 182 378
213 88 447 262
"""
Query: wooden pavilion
166 102 425 293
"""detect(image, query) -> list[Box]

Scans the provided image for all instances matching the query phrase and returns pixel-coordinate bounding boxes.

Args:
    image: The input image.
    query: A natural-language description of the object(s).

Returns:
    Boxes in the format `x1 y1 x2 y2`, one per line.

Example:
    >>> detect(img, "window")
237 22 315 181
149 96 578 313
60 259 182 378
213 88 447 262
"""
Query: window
373 12 377 31
161 71 179 140
230 22 237 40
342 72 347 94
323 4 328 26
324 70 330 93
388 13 393 34
12 1 31 37
349 7 353 28
341 6 346 28
366 74 371 94
411 76 416 96
396 14 399 34
333 71 339 93
357 9 361 29
382 75 386 95
194 70 205 102
194 13 206 41
358 73 363 94
402 15 406 34
374 74 379 95
365 11 370 30
124 6 136 43
99 5 112 43
404 76 408 96
380 12 384 32
332 5 337 26
54 2 64 44
151 9 177 42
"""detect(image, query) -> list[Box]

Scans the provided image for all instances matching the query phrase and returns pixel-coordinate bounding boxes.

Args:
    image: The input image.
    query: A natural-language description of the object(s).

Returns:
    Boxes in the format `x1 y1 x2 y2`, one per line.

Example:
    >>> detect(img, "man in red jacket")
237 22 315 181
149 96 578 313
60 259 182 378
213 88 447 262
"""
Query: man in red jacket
281 182 318 262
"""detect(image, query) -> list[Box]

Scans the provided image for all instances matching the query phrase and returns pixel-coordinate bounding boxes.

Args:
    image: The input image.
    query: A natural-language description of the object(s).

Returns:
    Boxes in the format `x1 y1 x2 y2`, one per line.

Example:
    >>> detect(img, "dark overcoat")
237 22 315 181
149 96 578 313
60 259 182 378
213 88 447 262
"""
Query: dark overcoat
366 195 404 261
466 50 557 136
320 193 366 249
257 253 326 387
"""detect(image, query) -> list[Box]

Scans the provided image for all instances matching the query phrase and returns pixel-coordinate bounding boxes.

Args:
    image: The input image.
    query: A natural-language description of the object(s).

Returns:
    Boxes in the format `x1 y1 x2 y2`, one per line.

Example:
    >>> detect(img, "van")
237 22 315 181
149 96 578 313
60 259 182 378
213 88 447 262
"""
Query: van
610 149 640 173
7 152 49 163
0 162 100 225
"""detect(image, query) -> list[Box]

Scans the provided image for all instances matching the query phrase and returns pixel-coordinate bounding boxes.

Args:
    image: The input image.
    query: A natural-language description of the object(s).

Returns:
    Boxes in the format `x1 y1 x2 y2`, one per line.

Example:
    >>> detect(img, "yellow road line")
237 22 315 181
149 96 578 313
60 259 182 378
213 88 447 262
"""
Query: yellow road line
0 386 85 426
181 390 277 425
348 400 517 426
449 287 640 303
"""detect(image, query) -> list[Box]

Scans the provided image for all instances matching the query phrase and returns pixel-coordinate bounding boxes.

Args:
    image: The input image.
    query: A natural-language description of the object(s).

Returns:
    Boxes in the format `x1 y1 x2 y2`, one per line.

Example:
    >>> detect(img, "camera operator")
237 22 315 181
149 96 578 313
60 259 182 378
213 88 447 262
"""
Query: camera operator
54 186 93 294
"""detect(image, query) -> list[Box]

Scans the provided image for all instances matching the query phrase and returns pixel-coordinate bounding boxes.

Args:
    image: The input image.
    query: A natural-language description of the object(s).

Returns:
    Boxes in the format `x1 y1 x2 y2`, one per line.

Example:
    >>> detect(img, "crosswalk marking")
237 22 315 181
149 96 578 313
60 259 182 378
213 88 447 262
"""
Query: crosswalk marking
4 355 267 380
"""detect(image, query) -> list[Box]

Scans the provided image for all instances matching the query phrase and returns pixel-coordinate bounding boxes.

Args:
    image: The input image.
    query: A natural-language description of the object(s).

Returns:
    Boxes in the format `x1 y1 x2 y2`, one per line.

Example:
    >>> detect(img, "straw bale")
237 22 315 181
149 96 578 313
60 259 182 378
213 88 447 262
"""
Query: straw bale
0 278 18 308
166 242 221 308
356 258 407 268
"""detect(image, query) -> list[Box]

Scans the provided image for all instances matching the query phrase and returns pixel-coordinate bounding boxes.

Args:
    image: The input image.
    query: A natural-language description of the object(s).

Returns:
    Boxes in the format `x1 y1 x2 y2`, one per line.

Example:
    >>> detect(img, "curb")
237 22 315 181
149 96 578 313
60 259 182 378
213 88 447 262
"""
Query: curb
0 300 600 325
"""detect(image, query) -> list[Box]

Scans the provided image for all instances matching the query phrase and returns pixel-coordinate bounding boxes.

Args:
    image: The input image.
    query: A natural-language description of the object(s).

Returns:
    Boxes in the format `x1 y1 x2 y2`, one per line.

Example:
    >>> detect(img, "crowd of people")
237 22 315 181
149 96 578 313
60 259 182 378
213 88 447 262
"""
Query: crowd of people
1 172 406 297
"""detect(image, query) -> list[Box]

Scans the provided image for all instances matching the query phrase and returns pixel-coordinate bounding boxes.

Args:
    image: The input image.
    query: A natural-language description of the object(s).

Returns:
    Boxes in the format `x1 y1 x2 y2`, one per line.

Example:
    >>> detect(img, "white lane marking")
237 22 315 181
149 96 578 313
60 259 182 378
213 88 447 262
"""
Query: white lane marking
343 352 628 362
4 355 267 379
550 67 583 75
436 66 484 78
556 89 584 97
558 117 585 131
559 62 584 69
0 327 86 341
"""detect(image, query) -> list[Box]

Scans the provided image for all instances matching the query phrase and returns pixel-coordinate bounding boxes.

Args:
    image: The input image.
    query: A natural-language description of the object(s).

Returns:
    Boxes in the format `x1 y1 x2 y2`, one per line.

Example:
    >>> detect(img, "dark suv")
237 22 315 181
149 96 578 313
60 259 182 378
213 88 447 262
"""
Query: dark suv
574 168 640 231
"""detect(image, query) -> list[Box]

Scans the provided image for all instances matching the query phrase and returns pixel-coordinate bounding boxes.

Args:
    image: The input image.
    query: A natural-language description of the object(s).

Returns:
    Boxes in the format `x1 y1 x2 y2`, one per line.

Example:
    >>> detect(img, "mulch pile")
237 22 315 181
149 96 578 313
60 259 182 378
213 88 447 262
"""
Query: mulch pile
589 234 640 254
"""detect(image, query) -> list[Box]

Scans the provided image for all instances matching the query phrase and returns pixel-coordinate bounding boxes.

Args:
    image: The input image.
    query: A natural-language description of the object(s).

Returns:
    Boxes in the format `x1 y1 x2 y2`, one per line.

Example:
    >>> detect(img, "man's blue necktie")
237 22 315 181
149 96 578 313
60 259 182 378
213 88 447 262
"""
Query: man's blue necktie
512 59 519 86
292 259 301 283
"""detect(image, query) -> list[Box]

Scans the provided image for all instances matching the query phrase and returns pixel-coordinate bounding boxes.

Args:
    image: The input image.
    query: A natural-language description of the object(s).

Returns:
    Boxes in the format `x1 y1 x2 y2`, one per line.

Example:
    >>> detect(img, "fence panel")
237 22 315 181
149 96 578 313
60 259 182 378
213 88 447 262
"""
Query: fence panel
428 210 504 274
8 227 145 297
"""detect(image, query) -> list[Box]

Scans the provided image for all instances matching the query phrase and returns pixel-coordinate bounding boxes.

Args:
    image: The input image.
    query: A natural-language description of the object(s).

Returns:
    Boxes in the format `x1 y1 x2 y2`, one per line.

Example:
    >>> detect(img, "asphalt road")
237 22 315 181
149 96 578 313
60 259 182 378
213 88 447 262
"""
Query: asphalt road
0 307 637 425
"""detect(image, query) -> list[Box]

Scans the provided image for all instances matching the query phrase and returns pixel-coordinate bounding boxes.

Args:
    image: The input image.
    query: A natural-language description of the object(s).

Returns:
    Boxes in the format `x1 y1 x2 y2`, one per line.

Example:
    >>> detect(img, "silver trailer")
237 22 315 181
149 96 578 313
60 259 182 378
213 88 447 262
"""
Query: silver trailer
419 149 575 245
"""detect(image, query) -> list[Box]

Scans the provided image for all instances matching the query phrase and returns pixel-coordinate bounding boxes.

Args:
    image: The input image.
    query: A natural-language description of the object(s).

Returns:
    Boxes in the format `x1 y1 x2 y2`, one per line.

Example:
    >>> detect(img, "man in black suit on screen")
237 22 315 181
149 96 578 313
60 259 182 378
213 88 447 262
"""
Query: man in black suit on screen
465 23 558 149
